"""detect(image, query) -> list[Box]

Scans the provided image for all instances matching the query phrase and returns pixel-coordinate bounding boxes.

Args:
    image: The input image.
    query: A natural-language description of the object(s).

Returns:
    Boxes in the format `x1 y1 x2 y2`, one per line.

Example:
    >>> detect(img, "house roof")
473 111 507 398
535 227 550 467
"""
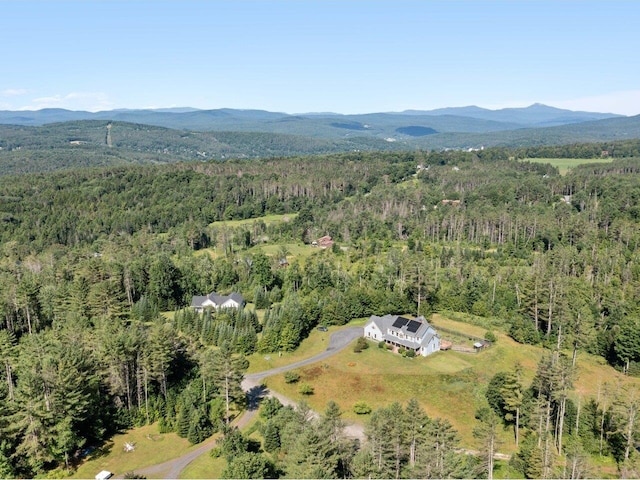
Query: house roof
191 291 244 308
191 295 208 307
367 314 438 349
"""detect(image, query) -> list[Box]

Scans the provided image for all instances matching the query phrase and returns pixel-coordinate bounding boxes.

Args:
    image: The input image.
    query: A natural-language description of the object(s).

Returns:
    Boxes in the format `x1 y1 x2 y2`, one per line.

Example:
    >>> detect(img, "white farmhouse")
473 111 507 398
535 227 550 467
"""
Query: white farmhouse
364 314 440 356
190 292 245 312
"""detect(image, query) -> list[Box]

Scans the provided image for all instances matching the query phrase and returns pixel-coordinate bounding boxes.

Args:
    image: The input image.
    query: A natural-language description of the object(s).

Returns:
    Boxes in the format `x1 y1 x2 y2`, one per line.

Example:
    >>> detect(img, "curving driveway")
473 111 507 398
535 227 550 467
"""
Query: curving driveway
242 326 364 389
132 326 364 479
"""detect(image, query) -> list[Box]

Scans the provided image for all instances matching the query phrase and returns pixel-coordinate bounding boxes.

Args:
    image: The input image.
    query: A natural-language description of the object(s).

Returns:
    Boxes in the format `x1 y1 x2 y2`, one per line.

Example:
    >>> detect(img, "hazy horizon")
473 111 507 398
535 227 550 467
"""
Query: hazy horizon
2 1 639 116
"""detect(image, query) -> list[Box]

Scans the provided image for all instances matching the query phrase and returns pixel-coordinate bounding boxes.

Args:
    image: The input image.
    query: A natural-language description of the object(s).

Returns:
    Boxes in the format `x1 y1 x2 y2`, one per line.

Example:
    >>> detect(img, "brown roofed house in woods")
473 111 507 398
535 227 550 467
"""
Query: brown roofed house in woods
316 235 334 249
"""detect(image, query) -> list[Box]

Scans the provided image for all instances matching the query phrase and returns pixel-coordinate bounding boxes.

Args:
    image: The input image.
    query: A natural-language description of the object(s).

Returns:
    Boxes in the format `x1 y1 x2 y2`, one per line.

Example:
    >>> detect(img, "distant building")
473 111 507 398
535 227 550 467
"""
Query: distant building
315 235 334 249
191 292 244 312
364 314 440 356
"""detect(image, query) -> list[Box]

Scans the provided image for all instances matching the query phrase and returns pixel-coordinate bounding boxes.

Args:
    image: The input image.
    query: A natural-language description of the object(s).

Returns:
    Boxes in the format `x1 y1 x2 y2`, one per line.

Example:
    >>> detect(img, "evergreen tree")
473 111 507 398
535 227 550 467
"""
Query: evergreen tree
418 417 461 479
473 407 502 480
500 367 524 447
222 452 276 479
208 342 249 424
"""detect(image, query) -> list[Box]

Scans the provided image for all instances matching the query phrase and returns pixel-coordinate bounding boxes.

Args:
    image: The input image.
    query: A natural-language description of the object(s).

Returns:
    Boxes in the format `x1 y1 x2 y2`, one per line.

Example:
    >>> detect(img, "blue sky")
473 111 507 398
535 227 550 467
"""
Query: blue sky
2 0 639 115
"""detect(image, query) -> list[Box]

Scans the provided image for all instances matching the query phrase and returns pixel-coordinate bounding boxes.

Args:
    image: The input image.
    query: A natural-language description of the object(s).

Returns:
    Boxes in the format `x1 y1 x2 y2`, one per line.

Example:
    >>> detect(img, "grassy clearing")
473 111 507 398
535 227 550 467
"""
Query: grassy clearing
70 424 194 479
179 454 227 479
524 157 613 175
208 213 298 228
261 314 640 453
248 242 316 263
195 241 318 264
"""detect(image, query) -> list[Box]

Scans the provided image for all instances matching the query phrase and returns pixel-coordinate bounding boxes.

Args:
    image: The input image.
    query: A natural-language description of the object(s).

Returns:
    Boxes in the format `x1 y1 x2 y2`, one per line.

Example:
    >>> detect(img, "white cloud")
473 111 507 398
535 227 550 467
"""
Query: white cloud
546 90 640 116
1 88 28 97
19 92 114 112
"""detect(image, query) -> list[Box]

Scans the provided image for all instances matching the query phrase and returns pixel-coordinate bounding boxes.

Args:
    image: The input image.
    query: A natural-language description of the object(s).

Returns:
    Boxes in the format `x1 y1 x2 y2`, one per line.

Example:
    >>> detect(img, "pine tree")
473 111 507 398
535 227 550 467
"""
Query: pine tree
208 342 248 424
473 407 501 480
222 452 276 479
500 366 524 447
176 404 191 438
262 421 280 453
419 417 460 479
0 330 17 401
403 398 429 470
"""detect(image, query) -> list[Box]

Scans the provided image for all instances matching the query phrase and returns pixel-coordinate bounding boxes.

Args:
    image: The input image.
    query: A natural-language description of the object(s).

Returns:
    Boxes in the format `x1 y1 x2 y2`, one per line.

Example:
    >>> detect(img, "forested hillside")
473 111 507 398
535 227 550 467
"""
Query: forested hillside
0 121 402 174
3 116 640 176
2 148 640 478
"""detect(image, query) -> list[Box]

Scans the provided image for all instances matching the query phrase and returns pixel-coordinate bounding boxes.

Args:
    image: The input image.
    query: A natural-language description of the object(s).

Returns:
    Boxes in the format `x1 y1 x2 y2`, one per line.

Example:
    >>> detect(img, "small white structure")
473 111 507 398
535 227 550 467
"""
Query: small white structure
364 315 440 356
191 292 244 312
95 471 113 480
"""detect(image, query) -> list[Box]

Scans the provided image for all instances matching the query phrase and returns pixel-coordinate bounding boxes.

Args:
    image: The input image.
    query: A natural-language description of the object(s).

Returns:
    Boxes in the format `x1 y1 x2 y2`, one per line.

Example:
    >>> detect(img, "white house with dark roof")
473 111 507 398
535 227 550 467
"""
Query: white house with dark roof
364 314 440 356
191 292 245 312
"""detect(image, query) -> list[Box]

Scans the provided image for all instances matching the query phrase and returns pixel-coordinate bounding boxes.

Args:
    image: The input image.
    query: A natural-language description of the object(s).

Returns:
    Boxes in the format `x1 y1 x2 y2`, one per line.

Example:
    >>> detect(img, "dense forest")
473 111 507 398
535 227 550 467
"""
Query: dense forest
1 145 640 478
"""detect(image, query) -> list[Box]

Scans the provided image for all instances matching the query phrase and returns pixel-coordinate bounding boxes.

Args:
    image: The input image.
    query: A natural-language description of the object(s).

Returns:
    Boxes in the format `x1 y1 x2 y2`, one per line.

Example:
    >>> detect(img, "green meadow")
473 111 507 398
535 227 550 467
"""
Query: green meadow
260 314 640 452
524 157 613 175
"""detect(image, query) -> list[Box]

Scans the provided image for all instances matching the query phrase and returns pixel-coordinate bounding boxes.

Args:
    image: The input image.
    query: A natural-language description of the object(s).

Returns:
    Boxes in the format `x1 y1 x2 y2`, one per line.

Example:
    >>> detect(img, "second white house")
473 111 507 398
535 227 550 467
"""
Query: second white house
364 314 440 356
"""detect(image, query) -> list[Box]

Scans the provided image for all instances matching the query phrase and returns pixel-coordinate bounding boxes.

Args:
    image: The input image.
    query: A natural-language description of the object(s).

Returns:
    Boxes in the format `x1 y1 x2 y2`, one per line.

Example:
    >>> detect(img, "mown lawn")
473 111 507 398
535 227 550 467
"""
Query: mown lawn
524 157 613 175
178 451 226 480
246 321 364 373
70 424 193 479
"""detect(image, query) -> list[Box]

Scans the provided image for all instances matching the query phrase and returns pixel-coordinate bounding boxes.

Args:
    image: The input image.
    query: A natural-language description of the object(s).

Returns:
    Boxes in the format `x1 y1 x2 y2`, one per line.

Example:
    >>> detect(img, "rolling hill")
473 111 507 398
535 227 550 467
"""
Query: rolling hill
0 105 639 175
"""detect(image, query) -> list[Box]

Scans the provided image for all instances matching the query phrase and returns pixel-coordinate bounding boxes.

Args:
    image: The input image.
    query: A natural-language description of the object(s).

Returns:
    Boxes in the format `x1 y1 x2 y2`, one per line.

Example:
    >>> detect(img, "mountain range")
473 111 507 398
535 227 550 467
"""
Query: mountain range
1 103 639 175
0 103 624 134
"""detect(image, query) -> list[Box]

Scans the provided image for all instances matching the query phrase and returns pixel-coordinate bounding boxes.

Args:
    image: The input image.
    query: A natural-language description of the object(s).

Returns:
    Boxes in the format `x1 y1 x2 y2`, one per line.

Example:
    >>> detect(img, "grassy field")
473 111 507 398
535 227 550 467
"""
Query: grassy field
260 314 640 452
208 213 298 228
179 454 227 479
70 424 194 479
196 241 317 264
524 157 613 175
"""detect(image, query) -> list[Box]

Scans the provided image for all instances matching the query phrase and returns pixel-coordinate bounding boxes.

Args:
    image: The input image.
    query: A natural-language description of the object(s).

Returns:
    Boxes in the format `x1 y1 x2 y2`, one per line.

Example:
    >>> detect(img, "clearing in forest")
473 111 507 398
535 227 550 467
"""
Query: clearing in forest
524 157 613 175
261 314 640 451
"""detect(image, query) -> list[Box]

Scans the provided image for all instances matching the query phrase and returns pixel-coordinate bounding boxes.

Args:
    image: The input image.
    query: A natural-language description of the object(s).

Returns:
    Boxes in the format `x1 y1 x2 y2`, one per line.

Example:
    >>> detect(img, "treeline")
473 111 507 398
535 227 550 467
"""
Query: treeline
513 139 640 159
487 352 640 479
212 398 481 479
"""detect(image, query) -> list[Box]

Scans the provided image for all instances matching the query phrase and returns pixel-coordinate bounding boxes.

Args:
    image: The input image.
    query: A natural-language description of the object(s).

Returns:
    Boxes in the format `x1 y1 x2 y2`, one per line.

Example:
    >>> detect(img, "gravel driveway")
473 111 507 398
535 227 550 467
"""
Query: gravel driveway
132 326 364 479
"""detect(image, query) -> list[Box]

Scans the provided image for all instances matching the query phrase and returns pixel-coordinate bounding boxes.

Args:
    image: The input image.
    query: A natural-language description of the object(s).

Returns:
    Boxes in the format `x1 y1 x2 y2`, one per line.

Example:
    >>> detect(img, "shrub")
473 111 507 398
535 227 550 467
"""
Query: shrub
299 383 314 395
378 340 386 349
485 330 497 343
353 337 369 353
284 371 300 384
405 349 416 358
509 317 540 345
353 401 372 415
123 473 147 479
